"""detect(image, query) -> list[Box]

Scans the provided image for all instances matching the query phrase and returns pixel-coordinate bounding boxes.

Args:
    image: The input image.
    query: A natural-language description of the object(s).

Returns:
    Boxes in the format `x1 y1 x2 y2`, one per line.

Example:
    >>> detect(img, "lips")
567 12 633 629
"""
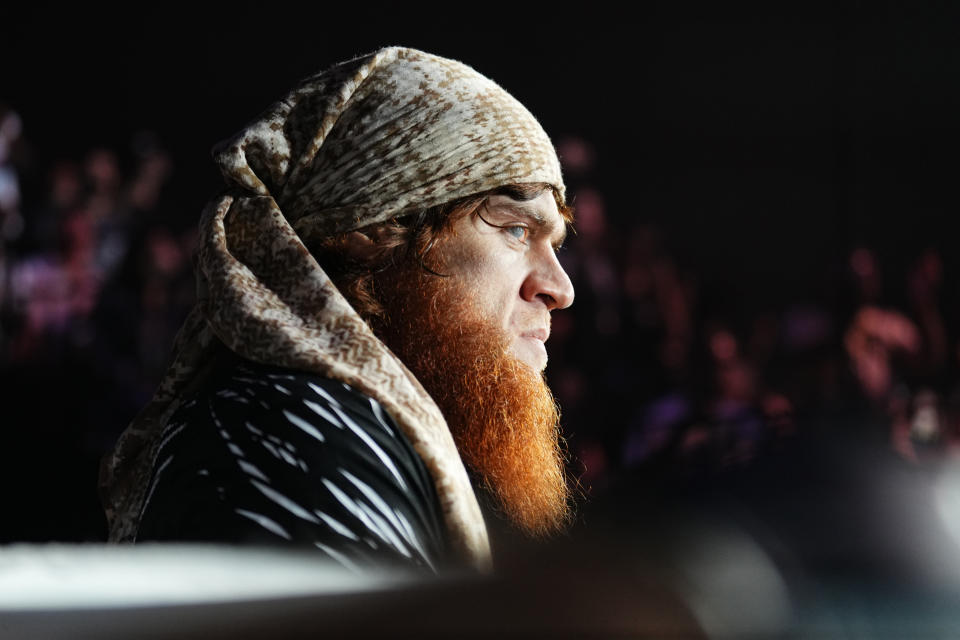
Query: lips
515 328 550 371
521 328 549 342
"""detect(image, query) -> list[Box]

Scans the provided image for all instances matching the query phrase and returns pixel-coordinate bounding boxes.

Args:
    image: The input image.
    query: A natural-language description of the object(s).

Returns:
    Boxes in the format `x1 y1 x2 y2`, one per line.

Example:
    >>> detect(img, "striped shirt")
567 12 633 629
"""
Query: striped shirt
136 355 448 573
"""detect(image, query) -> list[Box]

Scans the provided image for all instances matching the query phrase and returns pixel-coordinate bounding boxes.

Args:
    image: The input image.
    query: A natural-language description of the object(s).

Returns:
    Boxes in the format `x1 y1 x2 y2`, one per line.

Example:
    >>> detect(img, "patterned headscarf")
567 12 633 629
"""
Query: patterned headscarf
99 46 565 570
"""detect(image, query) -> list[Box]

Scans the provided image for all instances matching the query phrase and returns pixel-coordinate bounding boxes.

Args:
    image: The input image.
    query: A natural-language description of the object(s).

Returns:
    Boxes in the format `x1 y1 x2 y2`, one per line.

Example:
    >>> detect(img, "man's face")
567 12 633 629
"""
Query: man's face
433 190 575 372
373 189 576 537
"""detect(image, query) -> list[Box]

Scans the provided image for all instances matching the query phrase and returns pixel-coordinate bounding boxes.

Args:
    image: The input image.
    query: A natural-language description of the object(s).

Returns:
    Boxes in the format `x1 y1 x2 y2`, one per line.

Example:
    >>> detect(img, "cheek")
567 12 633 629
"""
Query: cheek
467 280 515 324
438 234 523 325
456 272 519 332
479 268 522 322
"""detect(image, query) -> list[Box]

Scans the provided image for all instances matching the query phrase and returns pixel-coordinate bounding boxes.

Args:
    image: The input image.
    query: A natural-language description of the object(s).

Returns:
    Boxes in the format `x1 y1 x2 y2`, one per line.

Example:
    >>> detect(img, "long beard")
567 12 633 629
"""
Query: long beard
376 268 572 538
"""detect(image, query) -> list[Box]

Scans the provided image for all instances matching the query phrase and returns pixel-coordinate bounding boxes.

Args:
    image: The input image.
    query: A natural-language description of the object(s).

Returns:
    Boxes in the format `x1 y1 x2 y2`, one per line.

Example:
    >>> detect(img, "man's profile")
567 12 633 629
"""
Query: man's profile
99 46 575 573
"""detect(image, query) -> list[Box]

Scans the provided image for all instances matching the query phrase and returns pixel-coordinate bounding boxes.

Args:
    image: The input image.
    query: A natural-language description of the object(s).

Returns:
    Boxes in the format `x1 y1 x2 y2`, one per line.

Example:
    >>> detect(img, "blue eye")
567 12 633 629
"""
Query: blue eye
505 226 529 242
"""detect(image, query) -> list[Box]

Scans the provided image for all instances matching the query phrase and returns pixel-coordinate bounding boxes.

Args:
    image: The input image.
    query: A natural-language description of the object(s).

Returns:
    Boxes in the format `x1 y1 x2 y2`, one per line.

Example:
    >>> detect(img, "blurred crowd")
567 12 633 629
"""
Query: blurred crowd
548 136 960 501
2 105 959 542
0 105 195 542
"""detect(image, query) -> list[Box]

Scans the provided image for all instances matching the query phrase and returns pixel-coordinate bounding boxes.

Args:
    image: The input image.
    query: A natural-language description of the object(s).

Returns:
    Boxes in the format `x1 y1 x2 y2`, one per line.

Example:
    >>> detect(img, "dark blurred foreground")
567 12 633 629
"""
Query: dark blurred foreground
3 493 960 640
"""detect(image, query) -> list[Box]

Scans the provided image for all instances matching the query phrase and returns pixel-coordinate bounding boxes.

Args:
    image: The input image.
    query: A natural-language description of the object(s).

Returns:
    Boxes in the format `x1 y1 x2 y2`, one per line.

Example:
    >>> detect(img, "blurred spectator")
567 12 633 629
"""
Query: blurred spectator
849 246 883 307
844 305 921 403
841 245 960 465
20 159 84 254
0 129 185 542
83 148 130 277
6 207 101 361
0 105 24 242
0 104 26 344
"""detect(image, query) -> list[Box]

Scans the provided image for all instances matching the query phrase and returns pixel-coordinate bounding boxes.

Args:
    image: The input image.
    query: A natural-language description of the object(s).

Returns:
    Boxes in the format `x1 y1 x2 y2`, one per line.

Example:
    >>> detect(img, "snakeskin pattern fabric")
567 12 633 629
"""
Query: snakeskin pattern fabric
99 46 565 570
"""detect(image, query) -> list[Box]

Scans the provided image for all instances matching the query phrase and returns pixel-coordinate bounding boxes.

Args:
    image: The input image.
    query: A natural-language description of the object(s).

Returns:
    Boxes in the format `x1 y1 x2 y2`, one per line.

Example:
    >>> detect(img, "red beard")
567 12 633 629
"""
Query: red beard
375 267 572 538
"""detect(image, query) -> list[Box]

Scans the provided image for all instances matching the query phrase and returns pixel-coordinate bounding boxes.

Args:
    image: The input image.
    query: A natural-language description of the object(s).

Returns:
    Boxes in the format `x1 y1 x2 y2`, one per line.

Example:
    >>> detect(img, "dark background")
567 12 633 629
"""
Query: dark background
7 3 960 297
4 3 960 631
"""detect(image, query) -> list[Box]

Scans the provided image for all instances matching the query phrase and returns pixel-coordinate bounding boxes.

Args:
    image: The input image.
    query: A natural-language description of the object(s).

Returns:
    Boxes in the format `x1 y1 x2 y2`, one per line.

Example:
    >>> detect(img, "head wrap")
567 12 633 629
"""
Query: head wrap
99 46 565 570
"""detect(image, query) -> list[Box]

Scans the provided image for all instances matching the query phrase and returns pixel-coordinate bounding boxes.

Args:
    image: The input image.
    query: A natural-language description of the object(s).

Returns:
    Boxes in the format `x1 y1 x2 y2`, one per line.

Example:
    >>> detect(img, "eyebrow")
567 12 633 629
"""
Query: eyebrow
486 201 569 249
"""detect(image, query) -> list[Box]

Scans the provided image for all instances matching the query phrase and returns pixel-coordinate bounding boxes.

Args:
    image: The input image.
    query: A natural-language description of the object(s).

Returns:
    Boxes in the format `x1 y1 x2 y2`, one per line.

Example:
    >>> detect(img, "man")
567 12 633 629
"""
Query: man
99 47 575 574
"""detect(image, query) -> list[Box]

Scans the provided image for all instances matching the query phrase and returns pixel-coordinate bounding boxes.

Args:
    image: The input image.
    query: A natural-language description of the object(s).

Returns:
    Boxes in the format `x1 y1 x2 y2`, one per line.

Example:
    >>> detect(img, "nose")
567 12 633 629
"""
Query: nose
521 249 575 311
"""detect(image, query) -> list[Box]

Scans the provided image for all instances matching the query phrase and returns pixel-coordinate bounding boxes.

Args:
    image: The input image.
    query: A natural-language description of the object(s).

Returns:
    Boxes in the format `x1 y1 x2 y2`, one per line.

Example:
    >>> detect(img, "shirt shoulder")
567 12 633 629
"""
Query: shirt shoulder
137 356 447 573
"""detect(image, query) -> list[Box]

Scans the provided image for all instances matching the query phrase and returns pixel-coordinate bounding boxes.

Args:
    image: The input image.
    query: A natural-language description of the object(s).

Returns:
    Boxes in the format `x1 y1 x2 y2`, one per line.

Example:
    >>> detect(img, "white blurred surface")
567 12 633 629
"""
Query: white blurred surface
0 543 411 610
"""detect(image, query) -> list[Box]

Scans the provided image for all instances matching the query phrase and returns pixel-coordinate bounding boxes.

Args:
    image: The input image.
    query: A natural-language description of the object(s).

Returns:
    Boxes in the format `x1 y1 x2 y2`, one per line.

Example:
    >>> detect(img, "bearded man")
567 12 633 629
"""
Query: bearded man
99 47 575 574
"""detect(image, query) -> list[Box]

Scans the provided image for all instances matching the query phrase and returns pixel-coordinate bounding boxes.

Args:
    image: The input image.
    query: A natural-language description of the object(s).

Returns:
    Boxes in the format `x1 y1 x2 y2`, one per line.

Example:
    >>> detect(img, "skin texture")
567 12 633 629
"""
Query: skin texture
430 191 575 372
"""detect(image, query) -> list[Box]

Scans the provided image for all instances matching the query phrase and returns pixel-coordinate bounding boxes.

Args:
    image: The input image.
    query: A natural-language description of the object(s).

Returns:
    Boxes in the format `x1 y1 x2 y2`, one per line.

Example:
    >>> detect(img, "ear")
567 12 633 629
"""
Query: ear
341 230 380 262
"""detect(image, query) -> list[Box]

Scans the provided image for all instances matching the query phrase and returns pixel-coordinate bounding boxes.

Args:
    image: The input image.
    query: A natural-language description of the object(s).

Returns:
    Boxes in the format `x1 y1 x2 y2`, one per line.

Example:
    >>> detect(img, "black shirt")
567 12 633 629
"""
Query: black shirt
136 354 448 573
